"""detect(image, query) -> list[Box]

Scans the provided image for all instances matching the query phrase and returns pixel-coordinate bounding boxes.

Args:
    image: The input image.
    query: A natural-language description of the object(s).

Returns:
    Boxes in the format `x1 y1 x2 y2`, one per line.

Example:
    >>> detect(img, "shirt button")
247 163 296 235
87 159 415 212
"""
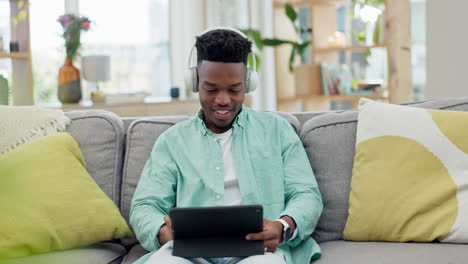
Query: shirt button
213 138 218 142
216 194 221 200
215 166 220 171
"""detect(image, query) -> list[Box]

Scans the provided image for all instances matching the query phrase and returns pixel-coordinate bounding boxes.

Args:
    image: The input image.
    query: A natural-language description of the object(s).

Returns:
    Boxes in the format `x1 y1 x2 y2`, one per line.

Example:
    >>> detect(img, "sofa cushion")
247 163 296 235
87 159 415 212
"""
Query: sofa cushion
344 99 468 242
0 242 126 264
301 97 468 243
66 110 125 206
121 244 148 264
120 111 301 246
315 240 468 264
0 133 132 259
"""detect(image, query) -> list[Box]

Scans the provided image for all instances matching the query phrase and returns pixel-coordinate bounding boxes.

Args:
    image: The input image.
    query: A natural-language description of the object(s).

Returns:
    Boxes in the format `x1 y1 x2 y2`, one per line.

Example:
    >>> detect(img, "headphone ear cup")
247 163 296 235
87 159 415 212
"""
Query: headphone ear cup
185 67 198 93
245 69 258 93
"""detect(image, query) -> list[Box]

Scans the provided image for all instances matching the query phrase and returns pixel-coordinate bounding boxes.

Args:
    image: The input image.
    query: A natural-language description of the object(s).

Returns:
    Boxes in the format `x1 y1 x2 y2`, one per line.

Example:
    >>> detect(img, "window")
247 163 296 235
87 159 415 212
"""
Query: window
30 0 171 104
30 0 64 104
80 0 170 97
411 0 426 101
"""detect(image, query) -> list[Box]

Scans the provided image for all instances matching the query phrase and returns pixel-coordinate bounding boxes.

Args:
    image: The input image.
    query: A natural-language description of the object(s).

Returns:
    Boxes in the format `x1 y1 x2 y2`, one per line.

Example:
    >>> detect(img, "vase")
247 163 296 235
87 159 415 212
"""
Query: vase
58 58 82 104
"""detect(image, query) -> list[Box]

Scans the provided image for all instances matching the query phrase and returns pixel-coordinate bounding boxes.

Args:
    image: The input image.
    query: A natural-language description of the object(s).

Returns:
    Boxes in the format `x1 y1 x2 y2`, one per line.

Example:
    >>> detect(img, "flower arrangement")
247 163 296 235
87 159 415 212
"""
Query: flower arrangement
57 14 92 61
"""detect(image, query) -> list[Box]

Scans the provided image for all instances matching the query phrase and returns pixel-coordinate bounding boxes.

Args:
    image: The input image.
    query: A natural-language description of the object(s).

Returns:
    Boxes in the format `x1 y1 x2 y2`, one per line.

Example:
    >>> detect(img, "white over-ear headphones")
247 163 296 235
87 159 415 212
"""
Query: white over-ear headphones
185 27 258 94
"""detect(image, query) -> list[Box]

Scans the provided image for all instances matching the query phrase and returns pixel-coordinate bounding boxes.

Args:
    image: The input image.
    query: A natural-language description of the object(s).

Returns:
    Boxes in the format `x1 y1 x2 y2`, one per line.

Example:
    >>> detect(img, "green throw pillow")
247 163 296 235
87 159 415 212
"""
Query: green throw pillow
0 133 133 259
344 98 468 243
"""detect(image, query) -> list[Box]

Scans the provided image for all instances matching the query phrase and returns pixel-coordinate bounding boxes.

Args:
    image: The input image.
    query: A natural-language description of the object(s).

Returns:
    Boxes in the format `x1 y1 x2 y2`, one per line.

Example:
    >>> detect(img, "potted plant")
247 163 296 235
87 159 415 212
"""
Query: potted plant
57 14 92 104
241 4 319 96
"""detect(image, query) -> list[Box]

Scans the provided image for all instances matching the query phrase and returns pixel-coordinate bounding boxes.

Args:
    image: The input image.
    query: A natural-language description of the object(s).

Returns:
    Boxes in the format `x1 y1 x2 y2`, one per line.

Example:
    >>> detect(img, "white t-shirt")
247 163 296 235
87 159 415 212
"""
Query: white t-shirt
213 128 298 241
213 129 242 205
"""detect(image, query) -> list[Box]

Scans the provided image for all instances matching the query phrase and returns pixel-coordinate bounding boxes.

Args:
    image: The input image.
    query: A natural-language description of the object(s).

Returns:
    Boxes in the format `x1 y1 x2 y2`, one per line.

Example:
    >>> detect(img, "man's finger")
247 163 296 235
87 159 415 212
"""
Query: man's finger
264 238 281 248
265 246 277 253
164 215 172 226
246 231 276 241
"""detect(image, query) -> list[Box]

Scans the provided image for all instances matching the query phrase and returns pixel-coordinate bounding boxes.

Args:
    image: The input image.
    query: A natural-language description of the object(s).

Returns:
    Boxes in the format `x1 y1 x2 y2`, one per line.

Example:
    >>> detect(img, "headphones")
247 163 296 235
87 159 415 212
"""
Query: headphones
185 27 258 94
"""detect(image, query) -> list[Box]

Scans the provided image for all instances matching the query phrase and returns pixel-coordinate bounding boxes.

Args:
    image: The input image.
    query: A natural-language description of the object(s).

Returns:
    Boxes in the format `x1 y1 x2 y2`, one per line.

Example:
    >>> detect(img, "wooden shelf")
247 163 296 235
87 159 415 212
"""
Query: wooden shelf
0 52 30 59
277 94 387 103
314 43 386 53
274 0 345 8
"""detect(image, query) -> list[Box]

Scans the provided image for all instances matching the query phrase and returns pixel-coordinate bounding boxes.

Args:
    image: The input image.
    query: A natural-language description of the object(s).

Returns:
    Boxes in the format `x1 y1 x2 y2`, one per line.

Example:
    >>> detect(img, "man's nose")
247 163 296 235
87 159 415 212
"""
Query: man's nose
215 91 230 105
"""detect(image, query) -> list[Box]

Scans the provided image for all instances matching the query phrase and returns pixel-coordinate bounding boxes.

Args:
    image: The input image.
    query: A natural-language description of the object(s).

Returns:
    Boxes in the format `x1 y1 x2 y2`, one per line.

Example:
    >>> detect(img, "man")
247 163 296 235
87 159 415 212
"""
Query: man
130 28 323 264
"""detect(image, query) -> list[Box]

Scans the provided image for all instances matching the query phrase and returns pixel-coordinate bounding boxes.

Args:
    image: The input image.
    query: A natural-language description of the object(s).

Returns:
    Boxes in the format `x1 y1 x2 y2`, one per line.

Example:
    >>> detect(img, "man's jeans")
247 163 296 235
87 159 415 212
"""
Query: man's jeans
145 241 286 264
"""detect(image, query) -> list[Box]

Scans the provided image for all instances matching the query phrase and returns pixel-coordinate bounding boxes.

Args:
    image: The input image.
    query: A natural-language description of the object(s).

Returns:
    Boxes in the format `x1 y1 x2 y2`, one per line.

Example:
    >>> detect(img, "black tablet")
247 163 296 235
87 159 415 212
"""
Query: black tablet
170 205 264 258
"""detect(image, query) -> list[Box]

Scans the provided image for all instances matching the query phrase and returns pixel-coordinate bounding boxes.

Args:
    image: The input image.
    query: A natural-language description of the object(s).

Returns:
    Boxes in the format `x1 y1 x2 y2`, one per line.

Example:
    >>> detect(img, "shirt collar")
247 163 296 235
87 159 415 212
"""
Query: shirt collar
196 105 247 135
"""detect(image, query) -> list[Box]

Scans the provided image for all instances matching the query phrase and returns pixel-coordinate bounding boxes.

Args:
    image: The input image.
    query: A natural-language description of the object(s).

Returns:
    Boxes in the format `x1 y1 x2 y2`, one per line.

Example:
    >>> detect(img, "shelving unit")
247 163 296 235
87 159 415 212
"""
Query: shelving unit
0 0 34 105
313 43 386 53
273 0 412 111
0 52 30 59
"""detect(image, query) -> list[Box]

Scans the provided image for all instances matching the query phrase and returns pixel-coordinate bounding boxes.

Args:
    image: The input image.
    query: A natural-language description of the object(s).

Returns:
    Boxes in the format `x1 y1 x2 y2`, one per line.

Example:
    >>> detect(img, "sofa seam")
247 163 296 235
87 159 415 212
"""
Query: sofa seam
70 115 122 204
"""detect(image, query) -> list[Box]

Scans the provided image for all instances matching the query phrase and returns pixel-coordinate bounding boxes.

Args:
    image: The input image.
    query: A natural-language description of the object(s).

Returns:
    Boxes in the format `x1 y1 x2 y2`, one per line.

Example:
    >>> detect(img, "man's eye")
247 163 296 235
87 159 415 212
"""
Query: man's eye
205 89 216 93
231 89 241 94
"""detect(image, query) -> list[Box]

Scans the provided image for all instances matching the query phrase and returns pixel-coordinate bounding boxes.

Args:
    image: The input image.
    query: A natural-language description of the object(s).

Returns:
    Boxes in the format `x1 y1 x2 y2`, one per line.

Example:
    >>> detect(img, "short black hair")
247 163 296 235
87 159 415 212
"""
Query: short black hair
195 29 252 65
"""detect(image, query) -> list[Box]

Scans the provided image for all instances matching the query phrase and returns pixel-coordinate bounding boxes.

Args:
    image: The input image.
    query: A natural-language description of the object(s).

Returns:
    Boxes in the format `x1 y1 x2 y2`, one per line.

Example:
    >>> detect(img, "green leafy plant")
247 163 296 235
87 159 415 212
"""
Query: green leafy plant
241 4 312 72
11 0 28 26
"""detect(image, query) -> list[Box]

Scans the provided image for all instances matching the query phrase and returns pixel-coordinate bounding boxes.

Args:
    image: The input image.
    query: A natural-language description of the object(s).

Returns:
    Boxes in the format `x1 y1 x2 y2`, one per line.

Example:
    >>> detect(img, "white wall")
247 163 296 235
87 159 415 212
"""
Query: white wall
426 0 468 99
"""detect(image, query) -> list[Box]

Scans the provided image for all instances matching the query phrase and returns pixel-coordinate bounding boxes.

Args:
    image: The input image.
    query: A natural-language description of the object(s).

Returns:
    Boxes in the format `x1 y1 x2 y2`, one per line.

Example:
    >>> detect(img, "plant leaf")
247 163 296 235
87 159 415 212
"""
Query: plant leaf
251 31 264 51
17 10 28 22
240 28 264 51
285 4 297 24
288 45 297 72
263 38 294 46
364 48 371 57
248 53 261 71
296 41 311 56
356 31 366 44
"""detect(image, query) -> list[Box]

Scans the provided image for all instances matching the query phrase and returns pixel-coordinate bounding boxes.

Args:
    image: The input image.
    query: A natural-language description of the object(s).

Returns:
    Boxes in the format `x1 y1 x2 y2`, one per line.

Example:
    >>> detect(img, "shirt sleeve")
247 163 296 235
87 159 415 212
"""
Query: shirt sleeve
278 119 323 248
129 134 178 251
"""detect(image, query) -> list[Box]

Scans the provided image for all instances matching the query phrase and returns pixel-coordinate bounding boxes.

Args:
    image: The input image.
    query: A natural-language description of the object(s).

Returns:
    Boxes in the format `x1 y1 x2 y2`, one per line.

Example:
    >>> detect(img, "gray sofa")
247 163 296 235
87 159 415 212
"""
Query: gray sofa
5 98 468 264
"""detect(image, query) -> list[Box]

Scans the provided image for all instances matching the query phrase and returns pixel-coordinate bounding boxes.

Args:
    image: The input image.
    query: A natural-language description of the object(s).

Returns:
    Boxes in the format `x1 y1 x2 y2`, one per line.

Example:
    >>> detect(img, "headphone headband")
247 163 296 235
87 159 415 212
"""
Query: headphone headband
196 26 249 39
188 27 256 71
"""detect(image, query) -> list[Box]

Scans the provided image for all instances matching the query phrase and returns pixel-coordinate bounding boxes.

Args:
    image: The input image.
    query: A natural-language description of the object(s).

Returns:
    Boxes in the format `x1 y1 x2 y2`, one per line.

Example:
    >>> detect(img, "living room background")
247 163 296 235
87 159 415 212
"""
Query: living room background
1 0 451 113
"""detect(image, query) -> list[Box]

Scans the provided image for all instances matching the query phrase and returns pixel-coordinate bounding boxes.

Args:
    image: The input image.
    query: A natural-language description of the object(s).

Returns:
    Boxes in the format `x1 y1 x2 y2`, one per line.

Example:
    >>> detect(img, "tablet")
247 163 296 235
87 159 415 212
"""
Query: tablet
170 205 264 258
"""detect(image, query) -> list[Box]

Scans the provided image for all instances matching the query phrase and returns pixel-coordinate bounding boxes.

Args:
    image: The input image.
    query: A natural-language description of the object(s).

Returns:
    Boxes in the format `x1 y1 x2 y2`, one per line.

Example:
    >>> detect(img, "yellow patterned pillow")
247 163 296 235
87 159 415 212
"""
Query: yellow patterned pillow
0 133 133 259
344 98 468 243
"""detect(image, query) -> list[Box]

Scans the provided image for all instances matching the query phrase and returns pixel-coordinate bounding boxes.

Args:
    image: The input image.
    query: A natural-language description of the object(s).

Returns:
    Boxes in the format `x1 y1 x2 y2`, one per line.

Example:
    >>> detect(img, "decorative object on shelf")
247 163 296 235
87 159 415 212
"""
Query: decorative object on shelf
9 41 19 52
57 14 92 104
170 87 180 99
58 58 81 104
327 31 346 48
0 35 4 52
320 62 353 96
81 55 110 104
0 74 9 105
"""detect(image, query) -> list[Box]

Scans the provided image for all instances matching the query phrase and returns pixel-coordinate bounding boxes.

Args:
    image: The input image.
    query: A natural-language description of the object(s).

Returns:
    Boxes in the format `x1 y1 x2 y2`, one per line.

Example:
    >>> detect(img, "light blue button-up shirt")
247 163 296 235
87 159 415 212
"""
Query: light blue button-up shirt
130 106 323 264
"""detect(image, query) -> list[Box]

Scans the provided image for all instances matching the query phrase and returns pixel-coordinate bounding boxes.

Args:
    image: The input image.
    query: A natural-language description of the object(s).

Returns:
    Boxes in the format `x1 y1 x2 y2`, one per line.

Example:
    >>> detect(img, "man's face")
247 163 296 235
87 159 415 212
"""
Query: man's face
197 60 246 134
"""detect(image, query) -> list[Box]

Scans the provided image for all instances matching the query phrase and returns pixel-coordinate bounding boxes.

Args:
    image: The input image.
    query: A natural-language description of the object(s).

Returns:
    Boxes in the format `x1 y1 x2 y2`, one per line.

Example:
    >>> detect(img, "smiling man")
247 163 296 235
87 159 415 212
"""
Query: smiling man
130 28 323 264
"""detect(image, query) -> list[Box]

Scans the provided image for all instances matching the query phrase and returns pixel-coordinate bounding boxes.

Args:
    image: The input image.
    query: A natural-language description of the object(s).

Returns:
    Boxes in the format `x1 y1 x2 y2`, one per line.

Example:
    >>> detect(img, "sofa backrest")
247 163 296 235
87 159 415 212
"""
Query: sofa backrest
65 110 125 206
301 97 468 243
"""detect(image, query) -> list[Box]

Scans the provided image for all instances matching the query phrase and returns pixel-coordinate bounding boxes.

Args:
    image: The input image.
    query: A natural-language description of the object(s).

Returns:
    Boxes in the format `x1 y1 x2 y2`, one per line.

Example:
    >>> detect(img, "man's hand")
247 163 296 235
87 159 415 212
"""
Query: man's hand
158 215 173 245
245 218 283 253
